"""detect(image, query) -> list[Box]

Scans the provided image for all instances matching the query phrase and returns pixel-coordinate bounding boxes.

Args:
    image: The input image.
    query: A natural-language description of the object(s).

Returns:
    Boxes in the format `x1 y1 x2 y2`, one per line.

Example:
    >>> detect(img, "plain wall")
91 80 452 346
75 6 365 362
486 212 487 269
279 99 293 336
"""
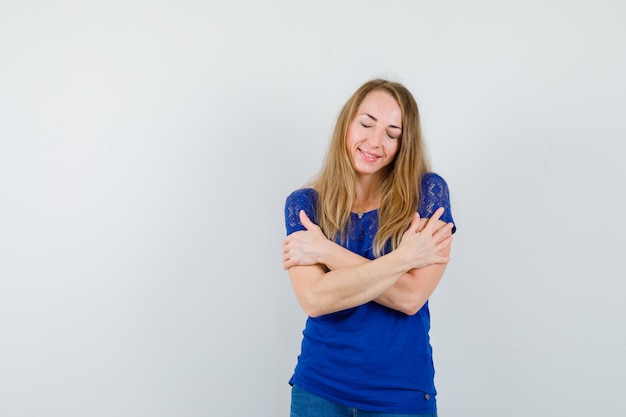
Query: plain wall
1 1 625 416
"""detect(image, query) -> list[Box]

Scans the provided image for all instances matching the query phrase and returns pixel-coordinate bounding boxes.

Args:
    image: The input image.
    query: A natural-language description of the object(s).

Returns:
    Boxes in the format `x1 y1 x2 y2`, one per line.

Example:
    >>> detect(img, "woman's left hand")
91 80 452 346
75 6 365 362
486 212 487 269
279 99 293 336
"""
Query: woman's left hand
282 210 330 270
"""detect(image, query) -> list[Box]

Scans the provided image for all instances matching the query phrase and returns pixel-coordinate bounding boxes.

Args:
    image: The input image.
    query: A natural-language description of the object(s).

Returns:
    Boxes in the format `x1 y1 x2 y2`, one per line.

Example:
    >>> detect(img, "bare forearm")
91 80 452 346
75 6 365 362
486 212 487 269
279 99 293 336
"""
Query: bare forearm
374 264 447 315
319 239 449 315
318 239 368 270
290 249 413 317
287 211 452 317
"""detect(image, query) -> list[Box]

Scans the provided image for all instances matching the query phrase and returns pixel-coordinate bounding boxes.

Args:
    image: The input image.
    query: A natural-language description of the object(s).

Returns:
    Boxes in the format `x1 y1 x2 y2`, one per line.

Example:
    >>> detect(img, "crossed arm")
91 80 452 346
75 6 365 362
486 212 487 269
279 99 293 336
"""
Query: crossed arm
283 208 454 317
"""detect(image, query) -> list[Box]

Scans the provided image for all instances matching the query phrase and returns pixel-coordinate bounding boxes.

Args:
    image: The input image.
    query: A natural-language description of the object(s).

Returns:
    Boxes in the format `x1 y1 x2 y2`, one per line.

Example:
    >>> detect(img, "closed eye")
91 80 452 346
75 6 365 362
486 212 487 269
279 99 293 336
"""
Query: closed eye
386 129 401 139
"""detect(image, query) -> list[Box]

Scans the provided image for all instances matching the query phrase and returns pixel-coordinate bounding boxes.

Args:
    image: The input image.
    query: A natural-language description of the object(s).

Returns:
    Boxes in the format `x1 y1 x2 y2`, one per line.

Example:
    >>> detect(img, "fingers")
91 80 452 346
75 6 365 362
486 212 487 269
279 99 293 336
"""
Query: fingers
283 240 297 269
282 257 293 270
299 210 316 231
416 217 428 232
407 211 421 233
436 235 453 253
407 207 446 235
423 207 444 232
422 207 454 236
432 221 455 243
433 254 451 264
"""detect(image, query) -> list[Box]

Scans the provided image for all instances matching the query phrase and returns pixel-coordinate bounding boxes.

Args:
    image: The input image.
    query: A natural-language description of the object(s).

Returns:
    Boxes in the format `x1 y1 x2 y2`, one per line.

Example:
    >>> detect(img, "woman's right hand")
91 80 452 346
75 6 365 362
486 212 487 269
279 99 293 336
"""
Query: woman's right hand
282 210 330 270
397 207 454 270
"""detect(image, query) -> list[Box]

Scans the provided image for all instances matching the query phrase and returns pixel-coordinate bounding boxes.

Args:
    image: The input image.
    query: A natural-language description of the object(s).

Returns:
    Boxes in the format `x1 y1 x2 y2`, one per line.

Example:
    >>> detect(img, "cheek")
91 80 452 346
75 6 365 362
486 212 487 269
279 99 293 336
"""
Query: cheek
345 128 356 149
388 142 400 158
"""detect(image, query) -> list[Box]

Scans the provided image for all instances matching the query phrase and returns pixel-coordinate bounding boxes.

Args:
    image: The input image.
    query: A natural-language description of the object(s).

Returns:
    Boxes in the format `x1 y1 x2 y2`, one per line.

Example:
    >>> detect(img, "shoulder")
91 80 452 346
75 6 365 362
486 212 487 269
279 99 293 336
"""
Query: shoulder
285 188 318 207
420 172 450 193
420 172 452 203
418 172 456 230
284 188 319 235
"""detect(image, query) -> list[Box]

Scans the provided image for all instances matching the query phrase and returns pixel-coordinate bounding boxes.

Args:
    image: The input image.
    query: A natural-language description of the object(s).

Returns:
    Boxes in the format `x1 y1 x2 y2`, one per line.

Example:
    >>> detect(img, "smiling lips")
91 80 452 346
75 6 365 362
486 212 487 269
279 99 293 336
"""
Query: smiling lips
359 148 380 162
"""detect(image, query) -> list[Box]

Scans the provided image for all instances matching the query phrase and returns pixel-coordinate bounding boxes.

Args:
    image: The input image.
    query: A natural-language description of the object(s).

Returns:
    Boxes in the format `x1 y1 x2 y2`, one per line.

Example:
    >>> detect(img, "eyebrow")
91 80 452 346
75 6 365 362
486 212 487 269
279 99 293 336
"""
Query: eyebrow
363 113 402 130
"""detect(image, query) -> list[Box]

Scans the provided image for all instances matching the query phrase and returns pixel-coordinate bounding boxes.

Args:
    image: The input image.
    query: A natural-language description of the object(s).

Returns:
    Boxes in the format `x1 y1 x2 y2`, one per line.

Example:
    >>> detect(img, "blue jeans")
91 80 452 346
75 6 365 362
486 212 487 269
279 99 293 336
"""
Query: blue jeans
290 385 437 417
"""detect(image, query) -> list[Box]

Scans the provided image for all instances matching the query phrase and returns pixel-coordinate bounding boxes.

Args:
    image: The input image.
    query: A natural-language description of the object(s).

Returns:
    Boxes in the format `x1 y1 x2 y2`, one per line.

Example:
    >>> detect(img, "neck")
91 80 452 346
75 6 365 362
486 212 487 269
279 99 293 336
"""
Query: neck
353 175 381 213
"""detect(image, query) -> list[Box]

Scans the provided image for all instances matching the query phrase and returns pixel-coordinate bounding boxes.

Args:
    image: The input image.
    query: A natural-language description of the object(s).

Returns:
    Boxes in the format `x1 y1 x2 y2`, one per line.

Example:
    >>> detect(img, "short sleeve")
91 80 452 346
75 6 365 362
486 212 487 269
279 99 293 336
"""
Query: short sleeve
284 188 319 236
418 173 457 234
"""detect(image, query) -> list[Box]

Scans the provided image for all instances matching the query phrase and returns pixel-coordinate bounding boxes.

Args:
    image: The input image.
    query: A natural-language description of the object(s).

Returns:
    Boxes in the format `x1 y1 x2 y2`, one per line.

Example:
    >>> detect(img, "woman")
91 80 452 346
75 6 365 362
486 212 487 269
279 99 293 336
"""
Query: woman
283 79 456 416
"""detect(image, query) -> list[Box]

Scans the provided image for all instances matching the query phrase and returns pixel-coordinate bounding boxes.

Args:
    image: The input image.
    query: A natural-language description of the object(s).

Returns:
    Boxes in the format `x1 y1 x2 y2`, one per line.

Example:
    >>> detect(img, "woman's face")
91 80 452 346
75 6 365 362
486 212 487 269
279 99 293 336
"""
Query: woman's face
346 90 402 179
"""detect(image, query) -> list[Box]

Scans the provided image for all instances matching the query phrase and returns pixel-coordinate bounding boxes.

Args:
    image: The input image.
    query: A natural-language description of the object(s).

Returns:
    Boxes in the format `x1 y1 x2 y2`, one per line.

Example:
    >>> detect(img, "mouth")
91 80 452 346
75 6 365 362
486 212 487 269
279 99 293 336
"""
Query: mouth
358 148 380 162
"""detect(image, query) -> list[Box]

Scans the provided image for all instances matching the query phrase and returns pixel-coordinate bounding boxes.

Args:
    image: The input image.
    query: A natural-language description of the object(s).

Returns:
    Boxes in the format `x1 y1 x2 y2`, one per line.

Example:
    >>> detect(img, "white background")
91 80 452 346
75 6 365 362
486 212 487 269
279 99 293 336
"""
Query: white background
1 1 625 416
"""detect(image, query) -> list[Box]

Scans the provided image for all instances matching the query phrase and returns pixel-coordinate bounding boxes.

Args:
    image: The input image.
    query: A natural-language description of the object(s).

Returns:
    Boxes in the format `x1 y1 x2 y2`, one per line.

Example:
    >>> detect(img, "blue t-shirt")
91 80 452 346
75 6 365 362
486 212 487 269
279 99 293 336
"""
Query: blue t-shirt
284 173 455 414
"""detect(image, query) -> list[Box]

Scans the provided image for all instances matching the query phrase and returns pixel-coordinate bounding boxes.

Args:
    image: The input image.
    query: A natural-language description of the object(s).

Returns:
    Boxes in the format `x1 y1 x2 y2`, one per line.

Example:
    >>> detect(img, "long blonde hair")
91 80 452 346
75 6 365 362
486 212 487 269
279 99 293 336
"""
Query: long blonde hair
314 79 431 257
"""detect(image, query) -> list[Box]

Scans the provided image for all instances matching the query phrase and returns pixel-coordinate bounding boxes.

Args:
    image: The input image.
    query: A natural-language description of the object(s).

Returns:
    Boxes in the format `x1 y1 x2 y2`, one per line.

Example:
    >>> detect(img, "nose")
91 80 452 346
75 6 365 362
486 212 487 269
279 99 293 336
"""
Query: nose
366 128 384 148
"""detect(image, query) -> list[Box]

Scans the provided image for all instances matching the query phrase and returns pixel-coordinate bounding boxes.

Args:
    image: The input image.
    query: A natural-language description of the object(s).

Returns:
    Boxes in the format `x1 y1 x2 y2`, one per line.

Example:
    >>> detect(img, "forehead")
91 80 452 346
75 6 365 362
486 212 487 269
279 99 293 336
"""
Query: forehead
357 90 402 125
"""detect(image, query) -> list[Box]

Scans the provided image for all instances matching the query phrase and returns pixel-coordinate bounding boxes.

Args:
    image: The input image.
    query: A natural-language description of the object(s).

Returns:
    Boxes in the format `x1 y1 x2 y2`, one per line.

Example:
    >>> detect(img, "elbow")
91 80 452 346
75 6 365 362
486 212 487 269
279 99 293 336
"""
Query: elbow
299 292 345 318
297 295 326 318
402 307 419 316
305 309 322 319
400 297 427 316
303 306 328 319
399 304 420 316
403 306 421 316
301 303 322 318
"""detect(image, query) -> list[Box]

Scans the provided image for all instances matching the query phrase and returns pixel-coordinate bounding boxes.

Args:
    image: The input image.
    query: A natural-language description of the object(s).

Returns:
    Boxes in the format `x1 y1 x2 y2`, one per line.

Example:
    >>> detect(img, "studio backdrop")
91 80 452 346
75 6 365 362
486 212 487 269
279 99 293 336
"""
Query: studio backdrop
1 1 625 416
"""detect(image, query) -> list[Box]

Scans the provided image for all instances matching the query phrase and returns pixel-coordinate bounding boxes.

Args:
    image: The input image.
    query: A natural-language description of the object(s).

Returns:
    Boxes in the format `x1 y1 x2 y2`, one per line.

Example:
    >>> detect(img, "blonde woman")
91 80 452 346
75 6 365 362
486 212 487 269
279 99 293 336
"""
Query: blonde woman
283 79 456 417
